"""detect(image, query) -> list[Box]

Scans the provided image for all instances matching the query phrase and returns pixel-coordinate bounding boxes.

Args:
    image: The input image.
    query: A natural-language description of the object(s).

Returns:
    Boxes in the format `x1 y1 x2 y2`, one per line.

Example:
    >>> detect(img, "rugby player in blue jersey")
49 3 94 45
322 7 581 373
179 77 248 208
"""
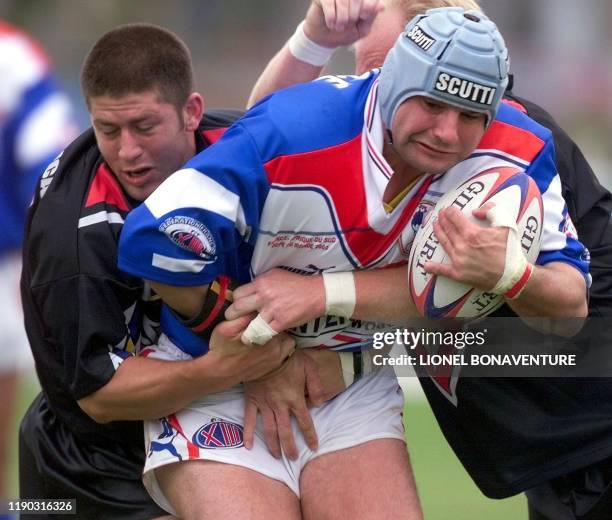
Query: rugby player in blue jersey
119 7 587 519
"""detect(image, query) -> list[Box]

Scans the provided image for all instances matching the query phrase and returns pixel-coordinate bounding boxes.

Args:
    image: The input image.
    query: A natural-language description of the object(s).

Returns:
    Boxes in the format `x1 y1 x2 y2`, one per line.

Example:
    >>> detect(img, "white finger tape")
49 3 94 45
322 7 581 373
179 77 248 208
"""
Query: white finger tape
242 314 278 346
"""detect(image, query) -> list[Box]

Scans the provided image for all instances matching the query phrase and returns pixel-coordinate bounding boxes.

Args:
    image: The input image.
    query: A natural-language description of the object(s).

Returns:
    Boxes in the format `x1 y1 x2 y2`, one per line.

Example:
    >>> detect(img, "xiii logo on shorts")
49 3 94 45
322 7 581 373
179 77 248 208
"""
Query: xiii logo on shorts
192 418 244 449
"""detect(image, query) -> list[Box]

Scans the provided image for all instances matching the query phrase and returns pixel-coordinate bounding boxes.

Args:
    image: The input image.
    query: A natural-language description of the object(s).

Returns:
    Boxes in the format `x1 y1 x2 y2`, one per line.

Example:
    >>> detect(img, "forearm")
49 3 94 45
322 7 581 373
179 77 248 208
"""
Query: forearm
247 44 324 108
78 352 240 423
508 262 587 335
352 266 418 324
248 0 383 108
149 280 208 319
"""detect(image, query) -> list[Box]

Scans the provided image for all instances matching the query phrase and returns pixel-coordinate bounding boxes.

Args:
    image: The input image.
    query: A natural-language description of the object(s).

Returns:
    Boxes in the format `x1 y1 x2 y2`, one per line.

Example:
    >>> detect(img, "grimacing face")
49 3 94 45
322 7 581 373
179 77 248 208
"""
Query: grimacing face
389 96 487 175
90 90 202 201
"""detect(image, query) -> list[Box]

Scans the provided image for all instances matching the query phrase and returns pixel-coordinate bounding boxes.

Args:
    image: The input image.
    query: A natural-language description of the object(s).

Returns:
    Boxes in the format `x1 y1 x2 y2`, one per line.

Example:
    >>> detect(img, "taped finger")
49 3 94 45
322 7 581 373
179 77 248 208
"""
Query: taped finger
241 314 278 345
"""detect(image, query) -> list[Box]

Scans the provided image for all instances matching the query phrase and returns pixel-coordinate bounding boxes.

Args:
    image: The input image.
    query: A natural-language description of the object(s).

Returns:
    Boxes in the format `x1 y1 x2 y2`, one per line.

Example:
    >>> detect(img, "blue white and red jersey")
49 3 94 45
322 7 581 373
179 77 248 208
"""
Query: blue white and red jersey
0 21 76 256
119 71 589 356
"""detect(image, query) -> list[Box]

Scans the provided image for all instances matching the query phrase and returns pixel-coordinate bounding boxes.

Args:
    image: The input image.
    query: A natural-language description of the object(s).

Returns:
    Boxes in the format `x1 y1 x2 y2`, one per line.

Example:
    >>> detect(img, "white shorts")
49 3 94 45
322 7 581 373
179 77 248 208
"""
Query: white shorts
142 336 405 515
0 253 33 371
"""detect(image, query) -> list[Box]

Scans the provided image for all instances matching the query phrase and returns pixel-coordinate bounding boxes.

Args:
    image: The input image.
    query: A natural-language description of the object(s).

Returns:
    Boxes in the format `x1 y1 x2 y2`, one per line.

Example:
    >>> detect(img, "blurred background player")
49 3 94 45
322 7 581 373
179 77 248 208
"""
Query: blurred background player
0 18 76 516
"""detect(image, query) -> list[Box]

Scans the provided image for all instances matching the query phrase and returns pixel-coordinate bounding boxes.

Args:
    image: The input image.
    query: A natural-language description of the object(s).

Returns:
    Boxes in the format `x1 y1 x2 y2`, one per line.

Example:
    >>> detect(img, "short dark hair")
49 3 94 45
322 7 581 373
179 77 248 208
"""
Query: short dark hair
81 23 194 110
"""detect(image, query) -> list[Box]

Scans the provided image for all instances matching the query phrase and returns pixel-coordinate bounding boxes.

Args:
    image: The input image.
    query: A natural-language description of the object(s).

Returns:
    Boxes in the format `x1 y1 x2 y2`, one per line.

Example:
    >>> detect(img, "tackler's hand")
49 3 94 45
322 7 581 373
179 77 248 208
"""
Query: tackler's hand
305 0 384 48
208 316 296 383
225 268 326 340
243 349 320 460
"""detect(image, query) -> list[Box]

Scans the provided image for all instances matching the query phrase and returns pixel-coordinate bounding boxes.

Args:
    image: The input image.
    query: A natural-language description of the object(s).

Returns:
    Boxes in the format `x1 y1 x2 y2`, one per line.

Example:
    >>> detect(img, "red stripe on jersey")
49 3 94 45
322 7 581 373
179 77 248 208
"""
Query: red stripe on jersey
502 98 527 114
332 334 362 343
264 136 432 267
85 163 130 211
201 128 228 144
477 120 544 163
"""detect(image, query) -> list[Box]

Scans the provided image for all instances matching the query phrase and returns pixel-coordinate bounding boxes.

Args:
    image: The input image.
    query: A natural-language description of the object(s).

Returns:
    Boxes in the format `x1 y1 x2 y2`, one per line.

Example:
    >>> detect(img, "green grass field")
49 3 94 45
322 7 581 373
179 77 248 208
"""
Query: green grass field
8 375 525 518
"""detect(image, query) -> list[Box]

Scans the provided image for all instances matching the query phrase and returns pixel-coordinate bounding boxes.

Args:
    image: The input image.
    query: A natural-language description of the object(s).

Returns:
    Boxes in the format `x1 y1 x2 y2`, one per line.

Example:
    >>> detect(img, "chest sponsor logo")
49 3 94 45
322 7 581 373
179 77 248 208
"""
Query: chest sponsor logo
290 315 393 340
267 233 337 251
434 72 496 106
159 216 217 262
406 25 436 51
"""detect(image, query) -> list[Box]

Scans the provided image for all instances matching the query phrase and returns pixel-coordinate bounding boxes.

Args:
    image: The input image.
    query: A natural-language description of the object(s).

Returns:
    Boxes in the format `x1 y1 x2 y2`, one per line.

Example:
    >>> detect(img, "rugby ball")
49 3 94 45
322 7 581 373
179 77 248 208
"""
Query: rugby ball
408 166 543 319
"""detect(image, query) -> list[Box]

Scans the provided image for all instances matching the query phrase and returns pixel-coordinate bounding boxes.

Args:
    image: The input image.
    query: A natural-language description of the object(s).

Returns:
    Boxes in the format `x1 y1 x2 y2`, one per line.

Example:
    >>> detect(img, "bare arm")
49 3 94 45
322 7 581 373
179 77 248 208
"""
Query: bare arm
225 265 417 331
227 214 587 335
248 0 383 107
506 263 587 335
78 316 295 423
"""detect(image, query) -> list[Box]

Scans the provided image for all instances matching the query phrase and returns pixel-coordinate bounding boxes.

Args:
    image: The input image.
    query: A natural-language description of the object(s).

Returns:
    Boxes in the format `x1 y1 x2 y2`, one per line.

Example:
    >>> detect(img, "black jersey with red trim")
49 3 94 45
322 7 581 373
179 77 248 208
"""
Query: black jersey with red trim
20 109 241 455
419 96 612 499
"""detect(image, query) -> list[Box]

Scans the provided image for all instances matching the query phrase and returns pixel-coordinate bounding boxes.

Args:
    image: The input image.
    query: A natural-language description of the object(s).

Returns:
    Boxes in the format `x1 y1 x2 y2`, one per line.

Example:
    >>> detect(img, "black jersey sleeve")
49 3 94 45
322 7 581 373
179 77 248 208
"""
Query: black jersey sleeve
201 108 244 128
505 94 612 316
21 128 146 406
29 275 139 400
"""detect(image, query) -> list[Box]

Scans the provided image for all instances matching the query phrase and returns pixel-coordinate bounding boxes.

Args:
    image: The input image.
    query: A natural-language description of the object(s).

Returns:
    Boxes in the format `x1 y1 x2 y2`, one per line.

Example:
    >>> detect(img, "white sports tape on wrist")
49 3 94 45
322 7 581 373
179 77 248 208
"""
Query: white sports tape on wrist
241 314 278 346
323 272 356 318
485 205 531 295
288 21 336 67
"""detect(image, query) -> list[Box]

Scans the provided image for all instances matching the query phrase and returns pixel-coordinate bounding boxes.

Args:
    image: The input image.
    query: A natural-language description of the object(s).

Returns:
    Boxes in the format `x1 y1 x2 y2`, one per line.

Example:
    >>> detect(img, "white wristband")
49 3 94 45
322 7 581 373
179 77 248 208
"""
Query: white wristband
288 21 336 67
241 314 278 346
323 272 356 318
485 205 530 295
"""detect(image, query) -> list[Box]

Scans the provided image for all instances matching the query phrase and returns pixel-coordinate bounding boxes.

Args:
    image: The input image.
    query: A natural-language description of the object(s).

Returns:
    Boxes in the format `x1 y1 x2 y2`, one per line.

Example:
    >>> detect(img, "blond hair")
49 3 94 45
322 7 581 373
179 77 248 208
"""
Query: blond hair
385 0 482 23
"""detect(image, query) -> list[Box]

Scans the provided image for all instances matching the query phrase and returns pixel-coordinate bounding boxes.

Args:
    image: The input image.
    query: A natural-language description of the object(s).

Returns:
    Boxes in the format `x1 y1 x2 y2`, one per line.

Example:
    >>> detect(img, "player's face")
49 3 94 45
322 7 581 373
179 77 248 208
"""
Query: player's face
354 4 405 74
90 90 202 201
389 96 486 175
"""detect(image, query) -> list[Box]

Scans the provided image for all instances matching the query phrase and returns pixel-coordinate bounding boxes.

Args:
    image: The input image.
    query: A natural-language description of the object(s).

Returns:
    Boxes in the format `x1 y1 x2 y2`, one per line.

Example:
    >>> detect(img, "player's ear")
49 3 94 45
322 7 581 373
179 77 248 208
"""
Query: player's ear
183 93 204 132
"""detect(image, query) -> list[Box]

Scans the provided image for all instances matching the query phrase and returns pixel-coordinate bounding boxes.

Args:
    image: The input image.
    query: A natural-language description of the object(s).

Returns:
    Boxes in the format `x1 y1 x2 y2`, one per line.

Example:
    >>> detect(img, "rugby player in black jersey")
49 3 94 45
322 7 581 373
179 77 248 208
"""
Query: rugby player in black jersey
18 24 298 519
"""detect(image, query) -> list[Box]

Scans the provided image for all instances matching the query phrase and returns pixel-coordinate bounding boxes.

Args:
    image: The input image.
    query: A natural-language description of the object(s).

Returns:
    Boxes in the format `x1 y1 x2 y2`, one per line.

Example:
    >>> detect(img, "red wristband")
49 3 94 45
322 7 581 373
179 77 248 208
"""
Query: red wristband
504 263 534 300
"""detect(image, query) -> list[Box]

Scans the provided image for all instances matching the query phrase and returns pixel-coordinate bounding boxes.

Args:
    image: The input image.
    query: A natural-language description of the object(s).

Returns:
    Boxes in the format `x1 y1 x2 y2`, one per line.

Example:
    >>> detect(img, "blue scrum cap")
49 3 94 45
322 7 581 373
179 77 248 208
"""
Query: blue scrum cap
378 7 509 127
